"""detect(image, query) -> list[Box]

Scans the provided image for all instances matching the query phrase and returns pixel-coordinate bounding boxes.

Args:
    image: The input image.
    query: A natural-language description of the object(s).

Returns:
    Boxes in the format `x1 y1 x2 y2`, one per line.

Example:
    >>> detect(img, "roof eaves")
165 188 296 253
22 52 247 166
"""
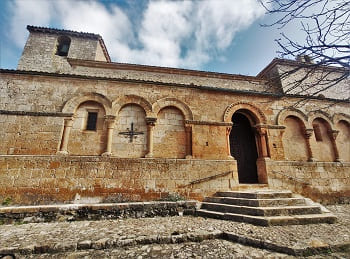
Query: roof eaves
67 58 265 82
98 38 111 63
27 25 102 40
257 58 349 78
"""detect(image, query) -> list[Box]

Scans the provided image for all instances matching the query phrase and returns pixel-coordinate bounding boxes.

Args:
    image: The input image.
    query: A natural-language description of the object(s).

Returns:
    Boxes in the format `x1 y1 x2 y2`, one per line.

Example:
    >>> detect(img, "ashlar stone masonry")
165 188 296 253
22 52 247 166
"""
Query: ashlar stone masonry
0 25 349 205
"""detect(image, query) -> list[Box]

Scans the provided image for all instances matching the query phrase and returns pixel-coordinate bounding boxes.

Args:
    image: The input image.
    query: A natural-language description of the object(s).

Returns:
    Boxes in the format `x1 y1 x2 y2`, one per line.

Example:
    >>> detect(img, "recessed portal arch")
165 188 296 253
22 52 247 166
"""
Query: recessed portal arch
229 110 259 183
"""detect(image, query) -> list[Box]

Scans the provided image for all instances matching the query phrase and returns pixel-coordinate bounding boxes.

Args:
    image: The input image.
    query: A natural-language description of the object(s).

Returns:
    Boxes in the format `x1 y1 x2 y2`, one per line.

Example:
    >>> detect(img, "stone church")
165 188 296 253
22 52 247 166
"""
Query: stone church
0 26 349 205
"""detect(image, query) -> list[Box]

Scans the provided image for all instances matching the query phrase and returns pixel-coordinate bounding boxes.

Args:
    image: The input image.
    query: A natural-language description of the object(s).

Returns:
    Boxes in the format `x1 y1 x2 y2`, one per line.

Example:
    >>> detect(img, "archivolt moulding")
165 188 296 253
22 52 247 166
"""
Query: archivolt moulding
112 95 153 117
333 113 350 125
308 110 334 129
152 97 193 120
62 92 112 115
223 102 266 124
276 108 308 127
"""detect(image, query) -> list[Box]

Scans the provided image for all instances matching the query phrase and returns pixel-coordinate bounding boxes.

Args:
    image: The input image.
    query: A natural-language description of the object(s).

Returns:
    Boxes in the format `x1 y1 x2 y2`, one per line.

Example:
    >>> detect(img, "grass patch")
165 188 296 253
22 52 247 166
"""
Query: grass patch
1 197 12 206
159 193 186 202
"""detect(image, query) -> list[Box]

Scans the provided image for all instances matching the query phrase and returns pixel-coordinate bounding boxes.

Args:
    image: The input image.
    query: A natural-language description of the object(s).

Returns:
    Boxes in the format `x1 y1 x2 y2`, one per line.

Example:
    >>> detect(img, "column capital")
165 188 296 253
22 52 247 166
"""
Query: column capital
257 127 267 136
104 115 116 128
104 115 116 121
63 117 74 127
185 124 193 132
328 129 339 140
145 117 157 126
305 128 314 139
253 124 268 135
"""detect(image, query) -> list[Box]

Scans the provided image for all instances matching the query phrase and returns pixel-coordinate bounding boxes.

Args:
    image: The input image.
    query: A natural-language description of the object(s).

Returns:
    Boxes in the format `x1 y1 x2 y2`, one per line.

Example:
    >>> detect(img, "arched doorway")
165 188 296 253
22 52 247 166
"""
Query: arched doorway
230 112 259 183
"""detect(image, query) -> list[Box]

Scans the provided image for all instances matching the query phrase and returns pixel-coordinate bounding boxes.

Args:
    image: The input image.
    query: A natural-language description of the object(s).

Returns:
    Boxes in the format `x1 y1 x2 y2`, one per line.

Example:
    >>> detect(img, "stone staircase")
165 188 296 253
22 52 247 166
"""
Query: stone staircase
197 189 337 226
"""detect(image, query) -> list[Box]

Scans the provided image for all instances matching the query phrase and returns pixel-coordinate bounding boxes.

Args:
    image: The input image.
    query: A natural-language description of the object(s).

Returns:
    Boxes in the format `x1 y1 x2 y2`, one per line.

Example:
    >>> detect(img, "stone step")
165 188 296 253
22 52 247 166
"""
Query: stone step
230 184 269 191
196 209 337 226
215 190 293 199
204 197 306 207
267 213 338 225
200 202 322 216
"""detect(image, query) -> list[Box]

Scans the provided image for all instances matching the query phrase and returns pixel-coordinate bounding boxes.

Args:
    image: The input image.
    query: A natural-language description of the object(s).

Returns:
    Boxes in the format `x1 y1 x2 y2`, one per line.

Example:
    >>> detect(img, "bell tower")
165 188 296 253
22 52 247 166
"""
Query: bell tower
17 25 110 73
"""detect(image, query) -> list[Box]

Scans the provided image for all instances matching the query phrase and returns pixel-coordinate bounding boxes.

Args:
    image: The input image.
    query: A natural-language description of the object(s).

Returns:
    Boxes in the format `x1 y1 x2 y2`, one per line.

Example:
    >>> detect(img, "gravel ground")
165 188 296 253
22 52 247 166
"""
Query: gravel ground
0 204 349 258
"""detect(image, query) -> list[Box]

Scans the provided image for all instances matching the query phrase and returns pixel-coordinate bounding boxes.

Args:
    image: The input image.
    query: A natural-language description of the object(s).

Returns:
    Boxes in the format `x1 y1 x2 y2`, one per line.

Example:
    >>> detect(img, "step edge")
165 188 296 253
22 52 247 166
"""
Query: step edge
201 202 320 210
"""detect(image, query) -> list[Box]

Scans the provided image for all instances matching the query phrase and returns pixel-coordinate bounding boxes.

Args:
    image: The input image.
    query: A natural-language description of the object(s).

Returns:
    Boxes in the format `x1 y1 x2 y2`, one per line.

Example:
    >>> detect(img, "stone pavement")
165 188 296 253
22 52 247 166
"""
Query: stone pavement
0 205 349 258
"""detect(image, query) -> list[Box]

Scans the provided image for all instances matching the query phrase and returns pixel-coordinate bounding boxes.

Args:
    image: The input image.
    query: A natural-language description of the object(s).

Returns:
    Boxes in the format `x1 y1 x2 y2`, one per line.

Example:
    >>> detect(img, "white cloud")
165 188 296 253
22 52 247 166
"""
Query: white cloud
9 0 53 47
8 0 266 69
55 1 134 44
195 0 265 50
136 0 193 67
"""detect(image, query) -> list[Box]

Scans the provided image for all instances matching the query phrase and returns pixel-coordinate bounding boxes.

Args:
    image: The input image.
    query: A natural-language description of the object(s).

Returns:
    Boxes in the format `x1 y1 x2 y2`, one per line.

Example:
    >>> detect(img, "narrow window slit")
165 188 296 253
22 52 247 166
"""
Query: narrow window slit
86 112 98 131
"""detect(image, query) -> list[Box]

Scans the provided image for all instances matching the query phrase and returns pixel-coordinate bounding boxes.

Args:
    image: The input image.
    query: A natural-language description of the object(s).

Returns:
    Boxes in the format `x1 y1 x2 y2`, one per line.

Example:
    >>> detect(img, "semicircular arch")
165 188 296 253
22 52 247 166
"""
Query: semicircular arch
152 97 193 120
333 113 350 125
223 102 266 124
308 111 334 129
277 108 308 127
62 93 112 115
112 95 153 117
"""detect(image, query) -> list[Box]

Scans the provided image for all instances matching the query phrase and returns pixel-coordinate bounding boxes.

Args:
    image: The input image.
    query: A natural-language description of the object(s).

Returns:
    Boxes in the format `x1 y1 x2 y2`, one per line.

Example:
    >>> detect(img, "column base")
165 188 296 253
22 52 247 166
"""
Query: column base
101 152 112 157
308 157 317 162
145 153 153 158
185 155 193 159
257 157 270 161
227 155 235 160
56 150 69 156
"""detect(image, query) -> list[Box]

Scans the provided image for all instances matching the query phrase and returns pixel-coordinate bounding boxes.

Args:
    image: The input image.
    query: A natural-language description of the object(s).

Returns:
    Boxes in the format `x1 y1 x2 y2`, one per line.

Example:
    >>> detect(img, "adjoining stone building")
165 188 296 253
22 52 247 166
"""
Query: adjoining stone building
0 26 349 205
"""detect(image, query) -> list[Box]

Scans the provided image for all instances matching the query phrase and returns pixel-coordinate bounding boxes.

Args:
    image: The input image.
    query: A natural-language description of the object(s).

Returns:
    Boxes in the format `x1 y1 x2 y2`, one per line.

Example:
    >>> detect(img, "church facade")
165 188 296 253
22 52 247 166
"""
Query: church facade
0 26 349 205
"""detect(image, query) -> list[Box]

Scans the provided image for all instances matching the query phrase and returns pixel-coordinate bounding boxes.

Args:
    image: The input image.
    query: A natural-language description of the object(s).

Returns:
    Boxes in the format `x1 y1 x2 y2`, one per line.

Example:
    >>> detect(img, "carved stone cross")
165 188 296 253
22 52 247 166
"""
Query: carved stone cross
119 122 144 143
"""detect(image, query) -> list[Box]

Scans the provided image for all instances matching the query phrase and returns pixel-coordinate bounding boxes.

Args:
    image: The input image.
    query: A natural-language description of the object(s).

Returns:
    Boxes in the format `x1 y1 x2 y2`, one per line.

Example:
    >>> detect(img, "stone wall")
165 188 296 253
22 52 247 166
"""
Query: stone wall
2 59 350 205
17 32 105 73
153 107 186 159
1 73 349 124
0 156 237 205
276 64 350 100
2 72 349 162
282 116 308 161
70 101 107 155
336 120 350 161
0 114 63 155
0 201 197 224
113 104 148 158
266 160 350 204
68 62 275 93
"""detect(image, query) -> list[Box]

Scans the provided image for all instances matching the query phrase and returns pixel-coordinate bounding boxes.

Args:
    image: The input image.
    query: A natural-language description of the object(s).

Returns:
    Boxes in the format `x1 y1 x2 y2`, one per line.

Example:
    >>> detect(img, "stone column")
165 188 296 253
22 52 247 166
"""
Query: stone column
253 126 268 158
145 117 157 158
257 127 269 158
226 125 234 159
57 117 74 155
304 128 316 162
328 129 341 162
254 126 269 184
102 115 116 157
185 124 193 159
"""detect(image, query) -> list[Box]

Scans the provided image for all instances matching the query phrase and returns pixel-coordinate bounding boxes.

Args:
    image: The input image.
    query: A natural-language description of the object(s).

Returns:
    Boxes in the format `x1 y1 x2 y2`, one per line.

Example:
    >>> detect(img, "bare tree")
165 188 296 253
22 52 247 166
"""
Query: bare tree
259 0 350 105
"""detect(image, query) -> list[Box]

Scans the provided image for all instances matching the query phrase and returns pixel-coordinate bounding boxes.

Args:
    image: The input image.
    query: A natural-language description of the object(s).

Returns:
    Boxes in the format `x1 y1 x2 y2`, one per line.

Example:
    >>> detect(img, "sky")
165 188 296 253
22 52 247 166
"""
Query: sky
0 0 303 76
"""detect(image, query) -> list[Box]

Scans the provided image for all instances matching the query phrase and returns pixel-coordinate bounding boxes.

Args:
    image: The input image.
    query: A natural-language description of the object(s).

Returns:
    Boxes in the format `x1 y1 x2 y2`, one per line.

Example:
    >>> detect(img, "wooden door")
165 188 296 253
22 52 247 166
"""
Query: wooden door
230 113 258 183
